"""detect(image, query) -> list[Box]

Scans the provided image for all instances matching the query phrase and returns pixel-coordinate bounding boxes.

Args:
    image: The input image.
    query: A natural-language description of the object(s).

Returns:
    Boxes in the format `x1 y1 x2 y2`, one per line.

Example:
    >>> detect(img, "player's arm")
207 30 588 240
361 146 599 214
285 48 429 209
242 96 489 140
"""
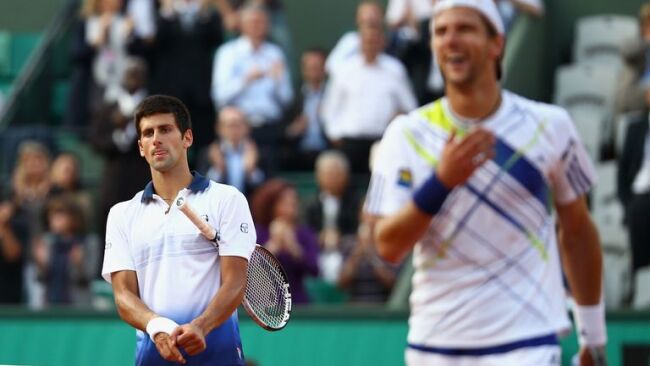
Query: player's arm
555 196 606 365
556 196 602 305
172 256 248 356
374 128 496 263
111 270 186 363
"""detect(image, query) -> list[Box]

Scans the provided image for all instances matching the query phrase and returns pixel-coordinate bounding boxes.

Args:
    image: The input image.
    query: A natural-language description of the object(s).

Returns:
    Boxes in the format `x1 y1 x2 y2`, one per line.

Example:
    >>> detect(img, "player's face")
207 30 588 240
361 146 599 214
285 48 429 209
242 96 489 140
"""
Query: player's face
432 8 503 88
138 113 192 173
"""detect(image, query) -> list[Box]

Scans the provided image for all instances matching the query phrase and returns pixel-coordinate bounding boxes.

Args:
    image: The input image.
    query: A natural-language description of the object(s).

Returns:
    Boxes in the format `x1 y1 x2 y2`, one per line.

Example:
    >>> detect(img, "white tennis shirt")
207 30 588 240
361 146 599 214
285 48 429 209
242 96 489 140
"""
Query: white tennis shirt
366 91 595 348
102 172 256 365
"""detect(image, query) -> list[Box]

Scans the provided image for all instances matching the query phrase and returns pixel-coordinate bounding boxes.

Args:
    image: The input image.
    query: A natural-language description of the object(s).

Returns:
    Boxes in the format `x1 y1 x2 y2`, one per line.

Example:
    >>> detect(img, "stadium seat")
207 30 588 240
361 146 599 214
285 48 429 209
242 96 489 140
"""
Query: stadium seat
573 15 638 68
0 31 10 76
593 201 631 309
633 266 650 309
592 161 618 210
277 171 319 201
553 63 620 160
603 249 632 309
305 277 349 304
9 32 42 77
50 79 69 120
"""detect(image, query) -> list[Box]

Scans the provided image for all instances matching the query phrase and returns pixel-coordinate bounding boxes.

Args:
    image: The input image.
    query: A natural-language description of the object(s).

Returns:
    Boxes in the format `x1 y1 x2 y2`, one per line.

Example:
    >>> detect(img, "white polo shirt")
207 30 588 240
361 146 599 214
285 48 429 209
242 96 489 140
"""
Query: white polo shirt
102 172 256 365
366 91 595 350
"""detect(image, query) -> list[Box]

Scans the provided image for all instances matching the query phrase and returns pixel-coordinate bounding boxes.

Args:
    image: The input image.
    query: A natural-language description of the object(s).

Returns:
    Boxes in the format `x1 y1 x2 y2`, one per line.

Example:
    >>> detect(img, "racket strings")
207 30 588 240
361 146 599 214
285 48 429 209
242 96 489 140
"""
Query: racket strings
245 249 289 329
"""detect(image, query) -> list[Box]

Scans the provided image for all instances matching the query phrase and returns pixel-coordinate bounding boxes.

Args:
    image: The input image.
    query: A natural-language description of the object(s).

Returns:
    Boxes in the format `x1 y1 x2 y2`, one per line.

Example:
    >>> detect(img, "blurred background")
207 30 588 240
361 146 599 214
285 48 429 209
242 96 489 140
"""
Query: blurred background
1 0 650 365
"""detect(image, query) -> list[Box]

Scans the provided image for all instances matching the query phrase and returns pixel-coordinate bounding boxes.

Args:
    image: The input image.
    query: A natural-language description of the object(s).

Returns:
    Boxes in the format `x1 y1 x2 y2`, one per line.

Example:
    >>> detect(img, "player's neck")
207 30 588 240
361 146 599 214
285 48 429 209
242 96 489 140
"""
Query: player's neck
446 82 501 121
150 165 193 201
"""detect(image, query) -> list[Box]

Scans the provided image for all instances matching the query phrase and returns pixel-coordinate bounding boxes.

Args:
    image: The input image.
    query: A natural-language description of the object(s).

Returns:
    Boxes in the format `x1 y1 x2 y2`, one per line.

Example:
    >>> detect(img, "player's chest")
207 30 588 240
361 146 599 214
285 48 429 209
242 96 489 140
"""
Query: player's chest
128 202 216 252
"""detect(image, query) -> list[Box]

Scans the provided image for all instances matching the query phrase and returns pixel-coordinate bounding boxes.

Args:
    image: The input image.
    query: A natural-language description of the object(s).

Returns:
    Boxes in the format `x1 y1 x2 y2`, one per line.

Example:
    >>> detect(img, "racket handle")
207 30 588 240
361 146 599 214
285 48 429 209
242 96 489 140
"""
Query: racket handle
175 197 217 241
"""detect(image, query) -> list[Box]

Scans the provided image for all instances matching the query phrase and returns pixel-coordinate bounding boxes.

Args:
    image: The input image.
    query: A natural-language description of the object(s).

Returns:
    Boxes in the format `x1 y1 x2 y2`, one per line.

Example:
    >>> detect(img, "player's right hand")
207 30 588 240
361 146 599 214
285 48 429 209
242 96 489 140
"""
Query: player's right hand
172 323 207 356
154 333 186 364
437 127 495 189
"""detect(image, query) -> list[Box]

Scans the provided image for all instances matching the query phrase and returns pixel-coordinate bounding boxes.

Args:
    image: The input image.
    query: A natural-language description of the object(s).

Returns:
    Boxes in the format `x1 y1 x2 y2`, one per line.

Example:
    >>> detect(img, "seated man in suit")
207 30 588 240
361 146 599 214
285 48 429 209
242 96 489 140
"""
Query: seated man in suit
618 73 650 286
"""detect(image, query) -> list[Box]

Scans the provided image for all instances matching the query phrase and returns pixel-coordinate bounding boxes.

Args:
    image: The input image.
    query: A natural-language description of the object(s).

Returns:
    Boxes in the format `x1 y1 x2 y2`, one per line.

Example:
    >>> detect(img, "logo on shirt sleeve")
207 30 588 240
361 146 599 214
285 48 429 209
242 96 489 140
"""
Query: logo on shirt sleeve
397 168 413 188
240 223 249 233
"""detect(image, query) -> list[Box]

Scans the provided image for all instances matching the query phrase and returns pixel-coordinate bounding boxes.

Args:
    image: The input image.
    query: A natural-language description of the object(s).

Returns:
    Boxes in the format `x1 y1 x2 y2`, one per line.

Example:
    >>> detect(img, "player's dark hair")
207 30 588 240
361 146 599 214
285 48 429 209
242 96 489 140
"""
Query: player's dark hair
134 95 192 137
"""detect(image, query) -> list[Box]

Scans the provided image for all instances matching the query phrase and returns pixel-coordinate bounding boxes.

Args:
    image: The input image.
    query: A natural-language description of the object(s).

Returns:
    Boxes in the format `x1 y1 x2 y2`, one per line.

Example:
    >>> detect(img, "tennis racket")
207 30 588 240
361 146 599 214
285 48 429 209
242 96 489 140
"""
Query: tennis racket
175 196 292 331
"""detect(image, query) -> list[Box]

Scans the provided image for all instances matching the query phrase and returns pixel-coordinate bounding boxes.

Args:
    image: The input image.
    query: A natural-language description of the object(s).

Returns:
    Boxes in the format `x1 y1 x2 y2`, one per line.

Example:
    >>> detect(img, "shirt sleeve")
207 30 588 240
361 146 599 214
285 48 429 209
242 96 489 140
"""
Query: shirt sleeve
321 76 345 140
394 65 418 113
325 32 358 75
212 42 247 108
274 51 294 106
216 189 257 260
364 116 415 216
385 0 407 26
549 108 596 205
101 203 136 283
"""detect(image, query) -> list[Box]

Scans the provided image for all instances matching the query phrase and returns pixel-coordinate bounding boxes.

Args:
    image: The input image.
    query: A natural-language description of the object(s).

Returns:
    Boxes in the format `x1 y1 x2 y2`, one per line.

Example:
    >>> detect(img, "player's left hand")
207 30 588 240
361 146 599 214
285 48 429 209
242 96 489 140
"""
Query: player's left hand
171 323 207 356
576 346 607 366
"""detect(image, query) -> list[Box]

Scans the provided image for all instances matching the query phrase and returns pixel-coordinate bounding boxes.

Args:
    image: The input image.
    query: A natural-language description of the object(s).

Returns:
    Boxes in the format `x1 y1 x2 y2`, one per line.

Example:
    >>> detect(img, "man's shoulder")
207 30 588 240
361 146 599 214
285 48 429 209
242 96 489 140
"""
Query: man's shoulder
335 31 359 47
377 54 408 76
505 90 571 121
218 38 239 52
108 191 145 218
203 181 243 201
261 41 285 58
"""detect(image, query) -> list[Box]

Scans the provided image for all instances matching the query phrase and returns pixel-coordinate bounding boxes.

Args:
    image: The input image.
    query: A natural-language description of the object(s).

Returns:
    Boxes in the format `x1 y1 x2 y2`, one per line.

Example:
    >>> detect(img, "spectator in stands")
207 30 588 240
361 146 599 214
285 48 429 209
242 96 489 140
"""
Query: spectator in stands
32 197 97 305
84 0 134 105
322 26 417 173
126 0 157 42
10 141 52 238
618 3 650 115
214 0 295 72
326 1 385 76
283 48 329 171
49 152 95 230
338 211 397 304
0 199 29 304
197 106 266 197
385 0 436 105
149 0 224 153
65 1 99 134
9 141 53 308
618 74 650 285
90 57 150 242
252 179 319 304
494 0 544 32
305 151 360 283
212 4 293 174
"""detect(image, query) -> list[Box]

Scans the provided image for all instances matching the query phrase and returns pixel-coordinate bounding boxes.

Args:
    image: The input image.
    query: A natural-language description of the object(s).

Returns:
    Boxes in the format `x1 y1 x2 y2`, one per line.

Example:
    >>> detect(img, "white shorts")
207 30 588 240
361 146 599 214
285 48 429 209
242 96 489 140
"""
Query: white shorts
406 345 561 366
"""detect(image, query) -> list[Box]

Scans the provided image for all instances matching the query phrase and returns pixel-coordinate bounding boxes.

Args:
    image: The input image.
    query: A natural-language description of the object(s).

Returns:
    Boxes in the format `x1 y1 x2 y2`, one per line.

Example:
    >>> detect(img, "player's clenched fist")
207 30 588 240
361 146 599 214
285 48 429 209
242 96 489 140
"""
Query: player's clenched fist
172 323 207 356
154 333 186 364
437 127 496 189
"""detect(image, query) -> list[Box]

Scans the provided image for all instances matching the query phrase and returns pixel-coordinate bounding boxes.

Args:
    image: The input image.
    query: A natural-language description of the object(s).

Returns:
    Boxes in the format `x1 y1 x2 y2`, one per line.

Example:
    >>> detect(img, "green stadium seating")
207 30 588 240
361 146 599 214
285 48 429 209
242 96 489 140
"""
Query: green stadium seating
277 171 319 201
9 32 42 77
0 31 10 76
50 79 69 120
305 277 349 304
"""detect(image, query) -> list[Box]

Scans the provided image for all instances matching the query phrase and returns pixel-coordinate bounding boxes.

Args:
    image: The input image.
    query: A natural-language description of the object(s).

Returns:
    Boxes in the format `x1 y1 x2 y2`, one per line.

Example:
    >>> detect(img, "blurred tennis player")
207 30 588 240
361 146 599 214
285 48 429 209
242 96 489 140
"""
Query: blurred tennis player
365 1 606 365
101 95 256 365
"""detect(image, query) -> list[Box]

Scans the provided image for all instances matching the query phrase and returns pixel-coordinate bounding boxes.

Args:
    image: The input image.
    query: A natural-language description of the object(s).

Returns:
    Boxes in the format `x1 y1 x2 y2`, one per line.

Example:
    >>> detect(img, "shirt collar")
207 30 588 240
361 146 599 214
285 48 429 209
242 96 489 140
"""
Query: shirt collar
141 171 210 203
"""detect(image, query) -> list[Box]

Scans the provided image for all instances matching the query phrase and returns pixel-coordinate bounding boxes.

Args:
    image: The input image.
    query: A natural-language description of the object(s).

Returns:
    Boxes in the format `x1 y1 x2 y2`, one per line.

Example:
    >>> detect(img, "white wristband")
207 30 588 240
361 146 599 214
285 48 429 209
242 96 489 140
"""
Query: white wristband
573 303 607 347
146 317 179 342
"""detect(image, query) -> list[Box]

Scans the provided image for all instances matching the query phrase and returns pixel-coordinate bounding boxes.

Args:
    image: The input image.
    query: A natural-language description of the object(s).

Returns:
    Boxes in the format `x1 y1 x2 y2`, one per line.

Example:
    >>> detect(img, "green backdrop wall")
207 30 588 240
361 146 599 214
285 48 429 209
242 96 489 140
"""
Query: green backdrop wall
1 307 649 366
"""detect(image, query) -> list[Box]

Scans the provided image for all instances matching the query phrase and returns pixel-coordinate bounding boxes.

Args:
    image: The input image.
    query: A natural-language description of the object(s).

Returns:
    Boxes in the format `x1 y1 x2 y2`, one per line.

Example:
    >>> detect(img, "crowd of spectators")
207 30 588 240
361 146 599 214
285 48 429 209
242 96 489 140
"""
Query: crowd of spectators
7 0 648 310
